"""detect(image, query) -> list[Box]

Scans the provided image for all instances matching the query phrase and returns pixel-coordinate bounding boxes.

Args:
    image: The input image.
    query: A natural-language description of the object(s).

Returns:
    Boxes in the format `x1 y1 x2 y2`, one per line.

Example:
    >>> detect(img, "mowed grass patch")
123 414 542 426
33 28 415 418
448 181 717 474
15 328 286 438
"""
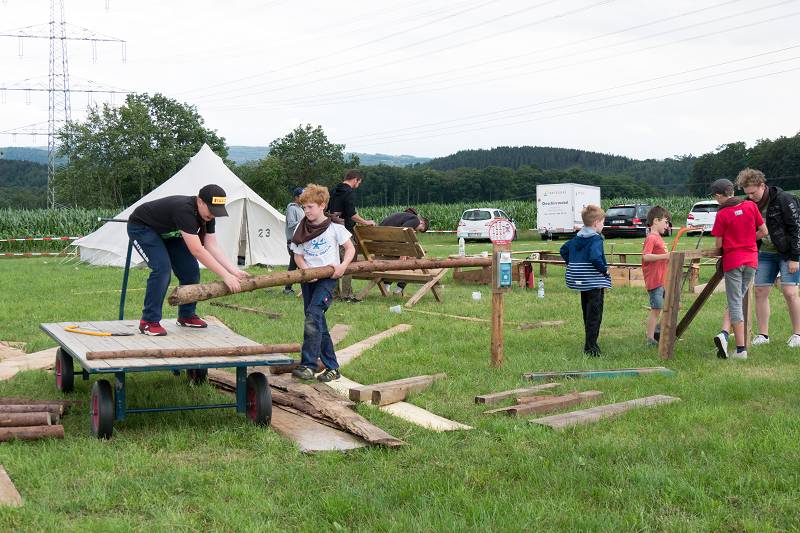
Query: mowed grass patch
0 233 798 530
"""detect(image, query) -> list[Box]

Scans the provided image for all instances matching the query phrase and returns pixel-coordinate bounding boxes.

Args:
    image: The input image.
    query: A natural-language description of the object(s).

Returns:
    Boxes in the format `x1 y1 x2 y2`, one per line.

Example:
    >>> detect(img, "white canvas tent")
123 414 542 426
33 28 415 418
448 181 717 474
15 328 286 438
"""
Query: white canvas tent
73 144 288 267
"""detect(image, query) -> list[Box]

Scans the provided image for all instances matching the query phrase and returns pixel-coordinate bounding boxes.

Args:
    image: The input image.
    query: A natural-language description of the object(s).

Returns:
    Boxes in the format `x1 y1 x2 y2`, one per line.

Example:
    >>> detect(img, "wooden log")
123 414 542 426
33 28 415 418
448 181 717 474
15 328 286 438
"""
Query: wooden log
0 397 77 407
168 257 494 306
658 252 685 360
86 343 301 360
524 367 675 381
371 377 442 406
474 382 562 404
0 412 51 427
0 466 22 507
349 374 447 402
485 391 602 416
0 404 63 417
209 301 283 319
0 425 64 442
530 395 680 429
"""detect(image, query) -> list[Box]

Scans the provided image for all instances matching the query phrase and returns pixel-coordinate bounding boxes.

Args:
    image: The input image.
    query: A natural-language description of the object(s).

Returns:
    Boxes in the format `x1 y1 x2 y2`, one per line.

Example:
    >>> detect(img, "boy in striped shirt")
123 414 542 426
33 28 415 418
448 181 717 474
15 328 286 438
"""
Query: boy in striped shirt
560 205 612 357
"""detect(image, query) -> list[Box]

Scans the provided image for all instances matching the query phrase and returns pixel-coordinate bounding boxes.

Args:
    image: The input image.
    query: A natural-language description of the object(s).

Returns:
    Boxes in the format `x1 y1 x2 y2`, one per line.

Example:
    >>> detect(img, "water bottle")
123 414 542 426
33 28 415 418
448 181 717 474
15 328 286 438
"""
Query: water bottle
537 279 545 298
458 237 465 256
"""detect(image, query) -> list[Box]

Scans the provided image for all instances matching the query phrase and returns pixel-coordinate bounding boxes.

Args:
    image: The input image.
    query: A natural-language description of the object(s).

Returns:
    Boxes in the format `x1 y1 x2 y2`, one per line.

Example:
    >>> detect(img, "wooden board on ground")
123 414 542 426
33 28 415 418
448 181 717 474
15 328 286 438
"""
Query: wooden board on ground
209 301 283 318
0 466 22 507
524 367 675 381
0 347 57 381
336 324 412 366
529 395 681 430
484 391 602 416
475 382 562 404
39 321 293 371
349 373 446 402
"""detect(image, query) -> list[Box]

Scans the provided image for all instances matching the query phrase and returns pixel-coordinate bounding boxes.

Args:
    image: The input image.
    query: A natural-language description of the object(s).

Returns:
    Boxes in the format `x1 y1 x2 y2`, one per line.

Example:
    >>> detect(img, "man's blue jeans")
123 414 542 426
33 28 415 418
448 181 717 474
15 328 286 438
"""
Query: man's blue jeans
127 224 200 322
299 278 339 371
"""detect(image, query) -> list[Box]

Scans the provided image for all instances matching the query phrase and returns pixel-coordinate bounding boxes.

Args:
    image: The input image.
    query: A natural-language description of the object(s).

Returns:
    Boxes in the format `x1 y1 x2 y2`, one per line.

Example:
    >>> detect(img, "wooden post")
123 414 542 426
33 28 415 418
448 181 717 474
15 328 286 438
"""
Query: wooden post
687 259 701 292
658 251 685 360
491 242 511 368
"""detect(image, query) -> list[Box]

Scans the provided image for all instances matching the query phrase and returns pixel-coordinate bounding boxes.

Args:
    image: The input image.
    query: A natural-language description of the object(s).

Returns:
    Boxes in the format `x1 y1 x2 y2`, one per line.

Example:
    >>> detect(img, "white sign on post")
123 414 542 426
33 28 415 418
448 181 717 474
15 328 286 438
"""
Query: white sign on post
488 219 515 245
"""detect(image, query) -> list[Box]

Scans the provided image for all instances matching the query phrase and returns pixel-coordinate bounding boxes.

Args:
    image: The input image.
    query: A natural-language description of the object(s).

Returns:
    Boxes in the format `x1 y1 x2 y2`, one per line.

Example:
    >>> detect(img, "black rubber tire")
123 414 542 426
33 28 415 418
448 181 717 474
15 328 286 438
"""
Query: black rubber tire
55 348 74 393
90 379 114 439
246 372 272 426
186 368 208 385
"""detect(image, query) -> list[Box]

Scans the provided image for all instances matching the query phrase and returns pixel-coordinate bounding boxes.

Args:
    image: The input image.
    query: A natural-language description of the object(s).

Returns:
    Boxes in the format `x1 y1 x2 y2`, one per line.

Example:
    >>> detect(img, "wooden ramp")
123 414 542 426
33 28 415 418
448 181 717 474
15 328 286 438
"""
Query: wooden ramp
530 395 681 430
0 466 22 507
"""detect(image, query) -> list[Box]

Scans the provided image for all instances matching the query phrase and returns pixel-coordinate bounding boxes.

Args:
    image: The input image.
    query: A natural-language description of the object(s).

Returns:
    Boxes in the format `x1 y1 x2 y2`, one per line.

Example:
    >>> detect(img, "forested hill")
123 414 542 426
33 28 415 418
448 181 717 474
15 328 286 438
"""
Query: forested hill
425 146 695 193
0 159 47 208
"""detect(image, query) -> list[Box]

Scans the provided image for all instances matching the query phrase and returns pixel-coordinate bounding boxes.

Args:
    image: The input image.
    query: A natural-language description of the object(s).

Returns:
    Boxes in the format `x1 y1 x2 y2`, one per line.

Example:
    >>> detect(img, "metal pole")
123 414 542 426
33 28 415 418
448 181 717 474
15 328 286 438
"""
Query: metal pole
118 239 133 320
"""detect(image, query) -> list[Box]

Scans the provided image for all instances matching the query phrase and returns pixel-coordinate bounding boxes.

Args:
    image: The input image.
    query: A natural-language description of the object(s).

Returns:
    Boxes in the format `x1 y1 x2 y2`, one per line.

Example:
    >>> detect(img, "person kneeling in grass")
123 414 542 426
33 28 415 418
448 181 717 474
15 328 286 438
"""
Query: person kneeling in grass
710 178 768 360
290 184 355 382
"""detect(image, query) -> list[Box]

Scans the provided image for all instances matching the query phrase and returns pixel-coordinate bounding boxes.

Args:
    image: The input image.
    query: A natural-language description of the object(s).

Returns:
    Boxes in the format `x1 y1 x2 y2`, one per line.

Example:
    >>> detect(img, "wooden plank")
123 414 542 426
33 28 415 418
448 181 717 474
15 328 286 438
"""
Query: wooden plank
349 373 446 402
85 343 301 360
658 252 685 360
483 396 552 413
530 395 681 429
524 367 675 381
336 324 412 366
404 268 448 308
352 270 440 283
209 301 283 318
485 391 603 416
370 376 445 406
675 268 724 338
0 466 22 507
475 382 562 404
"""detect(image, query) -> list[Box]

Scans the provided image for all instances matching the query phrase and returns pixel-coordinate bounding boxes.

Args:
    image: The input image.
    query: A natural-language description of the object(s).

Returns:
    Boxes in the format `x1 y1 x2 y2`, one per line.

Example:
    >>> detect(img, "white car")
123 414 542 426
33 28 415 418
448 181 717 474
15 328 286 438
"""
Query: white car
686 200 719 234
456 208 517 241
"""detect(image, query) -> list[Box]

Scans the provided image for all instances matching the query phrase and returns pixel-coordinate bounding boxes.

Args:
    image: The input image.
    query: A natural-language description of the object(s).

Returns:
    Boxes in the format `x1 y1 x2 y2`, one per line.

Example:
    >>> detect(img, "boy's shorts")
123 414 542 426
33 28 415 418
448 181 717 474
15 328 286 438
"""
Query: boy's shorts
648 286 664 309
754 251 800 286
724 266 756 323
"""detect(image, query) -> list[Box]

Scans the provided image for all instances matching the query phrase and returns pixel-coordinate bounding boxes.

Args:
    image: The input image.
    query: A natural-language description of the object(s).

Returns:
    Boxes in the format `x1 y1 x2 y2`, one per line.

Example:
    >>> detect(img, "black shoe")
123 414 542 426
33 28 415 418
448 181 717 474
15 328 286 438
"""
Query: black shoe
316 368 341 382
291 366 315 380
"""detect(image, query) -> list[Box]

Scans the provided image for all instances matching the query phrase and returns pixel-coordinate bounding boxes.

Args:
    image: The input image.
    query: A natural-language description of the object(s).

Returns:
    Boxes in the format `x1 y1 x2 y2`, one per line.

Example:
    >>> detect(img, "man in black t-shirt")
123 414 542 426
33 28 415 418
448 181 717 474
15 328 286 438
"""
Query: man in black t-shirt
127 184 249 336
378 208 429 295
328 169 375 300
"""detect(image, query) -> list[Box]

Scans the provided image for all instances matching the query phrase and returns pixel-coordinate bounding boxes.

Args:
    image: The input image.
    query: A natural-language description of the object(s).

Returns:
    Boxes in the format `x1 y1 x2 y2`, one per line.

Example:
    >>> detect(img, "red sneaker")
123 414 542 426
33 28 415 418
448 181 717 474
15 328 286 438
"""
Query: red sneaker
176 315 207 328
139 320 167 336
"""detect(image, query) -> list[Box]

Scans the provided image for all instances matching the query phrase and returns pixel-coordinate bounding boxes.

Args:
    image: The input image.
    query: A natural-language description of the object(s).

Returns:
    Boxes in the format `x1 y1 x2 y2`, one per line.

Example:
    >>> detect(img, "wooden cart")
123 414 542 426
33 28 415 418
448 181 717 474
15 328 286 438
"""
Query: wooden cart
40 320 293 439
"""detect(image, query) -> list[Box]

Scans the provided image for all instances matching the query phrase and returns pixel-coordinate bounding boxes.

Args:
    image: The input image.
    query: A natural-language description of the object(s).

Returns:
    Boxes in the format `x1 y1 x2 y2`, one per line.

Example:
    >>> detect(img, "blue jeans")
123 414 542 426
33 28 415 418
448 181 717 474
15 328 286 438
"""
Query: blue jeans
300 278 339 371
127 224 200 322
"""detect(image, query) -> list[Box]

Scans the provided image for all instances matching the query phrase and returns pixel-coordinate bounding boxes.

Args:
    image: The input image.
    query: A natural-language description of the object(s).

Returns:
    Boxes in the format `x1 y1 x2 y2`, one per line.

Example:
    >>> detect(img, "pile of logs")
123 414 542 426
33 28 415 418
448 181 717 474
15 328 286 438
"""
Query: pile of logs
207 371 405 447
0 398 74 442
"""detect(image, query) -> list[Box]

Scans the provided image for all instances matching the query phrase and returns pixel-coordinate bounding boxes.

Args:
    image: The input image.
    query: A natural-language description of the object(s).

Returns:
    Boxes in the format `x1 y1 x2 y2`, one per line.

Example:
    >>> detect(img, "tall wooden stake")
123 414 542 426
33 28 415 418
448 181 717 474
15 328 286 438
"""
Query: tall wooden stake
491 242 511 368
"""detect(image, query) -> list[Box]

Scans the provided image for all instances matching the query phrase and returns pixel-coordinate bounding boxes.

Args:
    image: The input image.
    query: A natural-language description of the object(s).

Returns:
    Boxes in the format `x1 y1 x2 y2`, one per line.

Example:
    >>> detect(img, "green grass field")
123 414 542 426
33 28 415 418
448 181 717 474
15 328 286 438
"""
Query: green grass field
0 232 798 531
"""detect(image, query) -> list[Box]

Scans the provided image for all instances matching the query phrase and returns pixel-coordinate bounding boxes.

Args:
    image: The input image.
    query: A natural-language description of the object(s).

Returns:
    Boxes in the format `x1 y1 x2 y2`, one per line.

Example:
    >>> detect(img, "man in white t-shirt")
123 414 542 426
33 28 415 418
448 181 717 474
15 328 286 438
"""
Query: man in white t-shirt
289 184 355 382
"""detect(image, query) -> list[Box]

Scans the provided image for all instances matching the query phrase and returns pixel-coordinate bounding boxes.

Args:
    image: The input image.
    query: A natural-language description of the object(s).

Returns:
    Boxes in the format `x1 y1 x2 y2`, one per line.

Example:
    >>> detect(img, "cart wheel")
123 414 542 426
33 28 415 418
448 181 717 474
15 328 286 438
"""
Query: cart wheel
90 380 114 439
246 372 272 426
55 348 74 393
186 368 208 385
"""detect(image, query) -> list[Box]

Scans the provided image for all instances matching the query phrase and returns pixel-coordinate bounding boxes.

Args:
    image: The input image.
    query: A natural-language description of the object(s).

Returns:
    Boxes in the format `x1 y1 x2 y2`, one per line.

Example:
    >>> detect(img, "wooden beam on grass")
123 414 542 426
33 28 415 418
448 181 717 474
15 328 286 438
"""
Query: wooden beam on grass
485 391 603 416
349 373 446 403
403 308 564 330
86 343 301 360
0 425 64 442
529 395 681 430
0 412 51 427
0 466 22 507
675 267 724 339
209 301 283 319
524 367 675 381
474 382 562 404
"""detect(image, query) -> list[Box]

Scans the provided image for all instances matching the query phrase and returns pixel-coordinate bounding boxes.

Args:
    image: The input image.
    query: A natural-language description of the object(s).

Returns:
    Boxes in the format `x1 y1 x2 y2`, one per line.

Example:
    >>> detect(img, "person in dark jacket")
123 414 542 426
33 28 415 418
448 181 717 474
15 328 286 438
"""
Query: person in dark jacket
560 205 611 357
328 169 374 300
283 187 305 295
736 168 800 348
379 208 429 295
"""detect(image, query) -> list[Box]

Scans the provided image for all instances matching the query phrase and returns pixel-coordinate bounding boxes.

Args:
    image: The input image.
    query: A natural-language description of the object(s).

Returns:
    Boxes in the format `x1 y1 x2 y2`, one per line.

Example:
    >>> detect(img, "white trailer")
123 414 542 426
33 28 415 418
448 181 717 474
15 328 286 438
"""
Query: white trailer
536 183 601 240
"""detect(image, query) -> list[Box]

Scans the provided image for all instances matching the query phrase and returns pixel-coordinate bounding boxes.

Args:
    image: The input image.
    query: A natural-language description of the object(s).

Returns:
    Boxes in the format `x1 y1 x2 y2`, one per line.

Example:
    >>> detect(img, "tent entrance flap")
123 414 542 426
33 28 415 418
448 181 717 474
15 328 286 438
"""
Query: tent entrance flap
238 199 252 266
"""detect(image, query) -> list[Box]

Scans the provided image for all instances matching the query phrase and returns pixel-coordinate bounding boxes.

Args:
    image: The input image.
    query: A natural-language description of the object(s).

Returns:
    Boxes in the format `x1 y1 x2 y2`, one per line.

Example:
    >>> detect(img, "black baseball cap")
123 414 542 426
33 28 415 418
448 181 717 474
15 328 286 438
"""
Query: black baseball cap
292 186 304 197
709 178 734 197
198 184 229 217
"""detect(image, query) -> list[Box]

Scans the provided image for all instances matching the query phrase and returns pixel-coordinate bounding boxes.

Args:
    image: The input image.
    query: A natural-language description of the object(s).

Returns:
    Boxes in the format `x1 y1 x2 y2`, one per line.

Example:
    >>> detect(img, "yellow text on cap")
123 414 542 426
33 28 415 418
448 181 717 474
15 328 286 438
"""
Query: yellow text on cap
211 196 226 205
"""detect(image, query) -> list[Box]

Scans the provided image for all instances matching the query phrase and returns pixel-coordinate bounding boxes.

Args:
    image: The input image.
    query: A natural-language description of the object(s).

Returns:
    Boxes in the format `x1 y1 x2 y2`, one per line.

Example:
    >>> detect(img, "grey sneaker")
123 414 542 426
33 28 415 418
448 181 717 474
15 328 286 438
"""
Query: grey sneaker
646 337 658 347
393 286 404 295
751 334 769 346
282 288 295 295
714 333 728 359
291 366 315 380
730 350 748 360
316 368 341 382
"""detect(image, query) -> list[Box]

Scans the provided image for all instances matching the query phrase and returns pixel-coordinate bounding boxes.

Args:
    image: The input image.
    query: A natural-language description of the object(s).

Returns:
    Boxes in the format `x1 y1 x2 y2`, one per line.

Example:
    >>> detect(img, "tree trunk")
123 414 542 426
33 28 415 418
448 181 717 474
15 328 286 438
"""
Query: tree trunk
0 412 52 427
168 257 492 306
0 425 64 442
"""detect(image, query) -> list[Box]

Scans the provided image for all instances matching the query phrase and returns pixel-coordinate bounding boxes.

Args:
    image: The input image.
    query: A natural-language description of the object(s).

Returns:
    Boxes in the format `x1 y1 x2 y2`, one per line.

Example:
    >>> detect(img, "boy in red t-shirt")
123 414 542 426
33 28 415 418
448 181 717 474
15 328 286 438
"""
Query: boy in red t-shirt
642 206 671 345
710 179 768 360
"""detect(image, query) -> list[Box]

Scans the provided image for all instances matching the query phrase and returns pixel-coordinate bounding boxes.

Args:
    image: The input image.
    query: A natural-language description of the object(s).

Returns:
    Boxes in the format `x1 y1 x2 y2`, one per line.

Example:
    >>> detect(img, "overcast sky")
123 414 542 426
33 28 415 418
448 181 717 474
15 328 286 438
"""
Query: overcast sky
1 0 799 160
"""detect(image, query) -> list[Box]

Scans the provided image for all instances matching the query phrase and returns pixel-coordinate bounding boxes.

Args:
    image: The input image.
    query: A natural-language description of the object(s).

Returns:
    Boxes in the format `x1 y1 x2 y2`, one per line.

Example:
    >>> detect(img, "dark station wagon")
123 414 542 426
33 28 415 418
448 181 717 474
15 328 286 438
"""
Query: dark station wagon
603 204 672 238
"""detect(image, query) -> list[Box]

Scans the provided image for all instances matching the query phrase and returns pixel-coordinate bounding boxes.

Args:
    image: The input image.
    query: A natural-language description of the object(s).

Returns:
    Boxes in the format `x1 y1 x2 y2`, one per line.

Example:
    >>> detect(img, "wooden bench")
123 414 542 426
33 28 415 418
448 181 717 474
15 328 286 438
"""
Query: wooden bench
351 226 447 307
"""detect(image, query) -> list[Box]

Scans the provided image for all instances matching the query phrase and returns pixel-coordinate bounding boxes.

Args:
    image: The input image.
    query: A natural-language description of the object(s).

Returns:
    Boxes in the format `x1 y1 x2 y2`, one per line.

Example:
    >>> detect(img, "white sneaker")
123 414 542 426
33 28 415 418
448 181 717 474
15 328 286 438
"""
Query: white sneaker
393 287 404 295
751 334 770 346
383 283 391 292
788 334 800 348
730 350 748 360
714 333 728 359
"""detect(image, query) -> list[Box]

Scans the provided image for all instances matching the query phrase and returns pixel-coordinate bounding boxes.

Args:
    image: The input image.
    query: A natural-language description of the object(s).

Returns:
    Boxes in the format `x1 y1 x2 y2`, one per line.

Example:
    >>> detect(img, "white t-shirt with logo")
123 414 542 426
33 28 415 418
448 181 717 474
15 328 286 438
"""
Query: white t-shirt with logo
290 223 352 268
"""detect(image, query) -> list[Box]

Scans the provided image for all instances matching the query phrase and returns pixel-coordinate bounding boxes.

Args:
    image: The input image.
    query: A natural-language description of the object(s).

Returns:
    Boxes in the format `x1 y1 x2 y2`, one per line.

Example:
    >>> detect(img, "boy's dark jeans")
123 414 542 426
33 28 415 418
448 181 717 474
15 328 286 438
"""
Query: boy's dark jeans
127 224 200 322
580 288 604 353
300 278 339 371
